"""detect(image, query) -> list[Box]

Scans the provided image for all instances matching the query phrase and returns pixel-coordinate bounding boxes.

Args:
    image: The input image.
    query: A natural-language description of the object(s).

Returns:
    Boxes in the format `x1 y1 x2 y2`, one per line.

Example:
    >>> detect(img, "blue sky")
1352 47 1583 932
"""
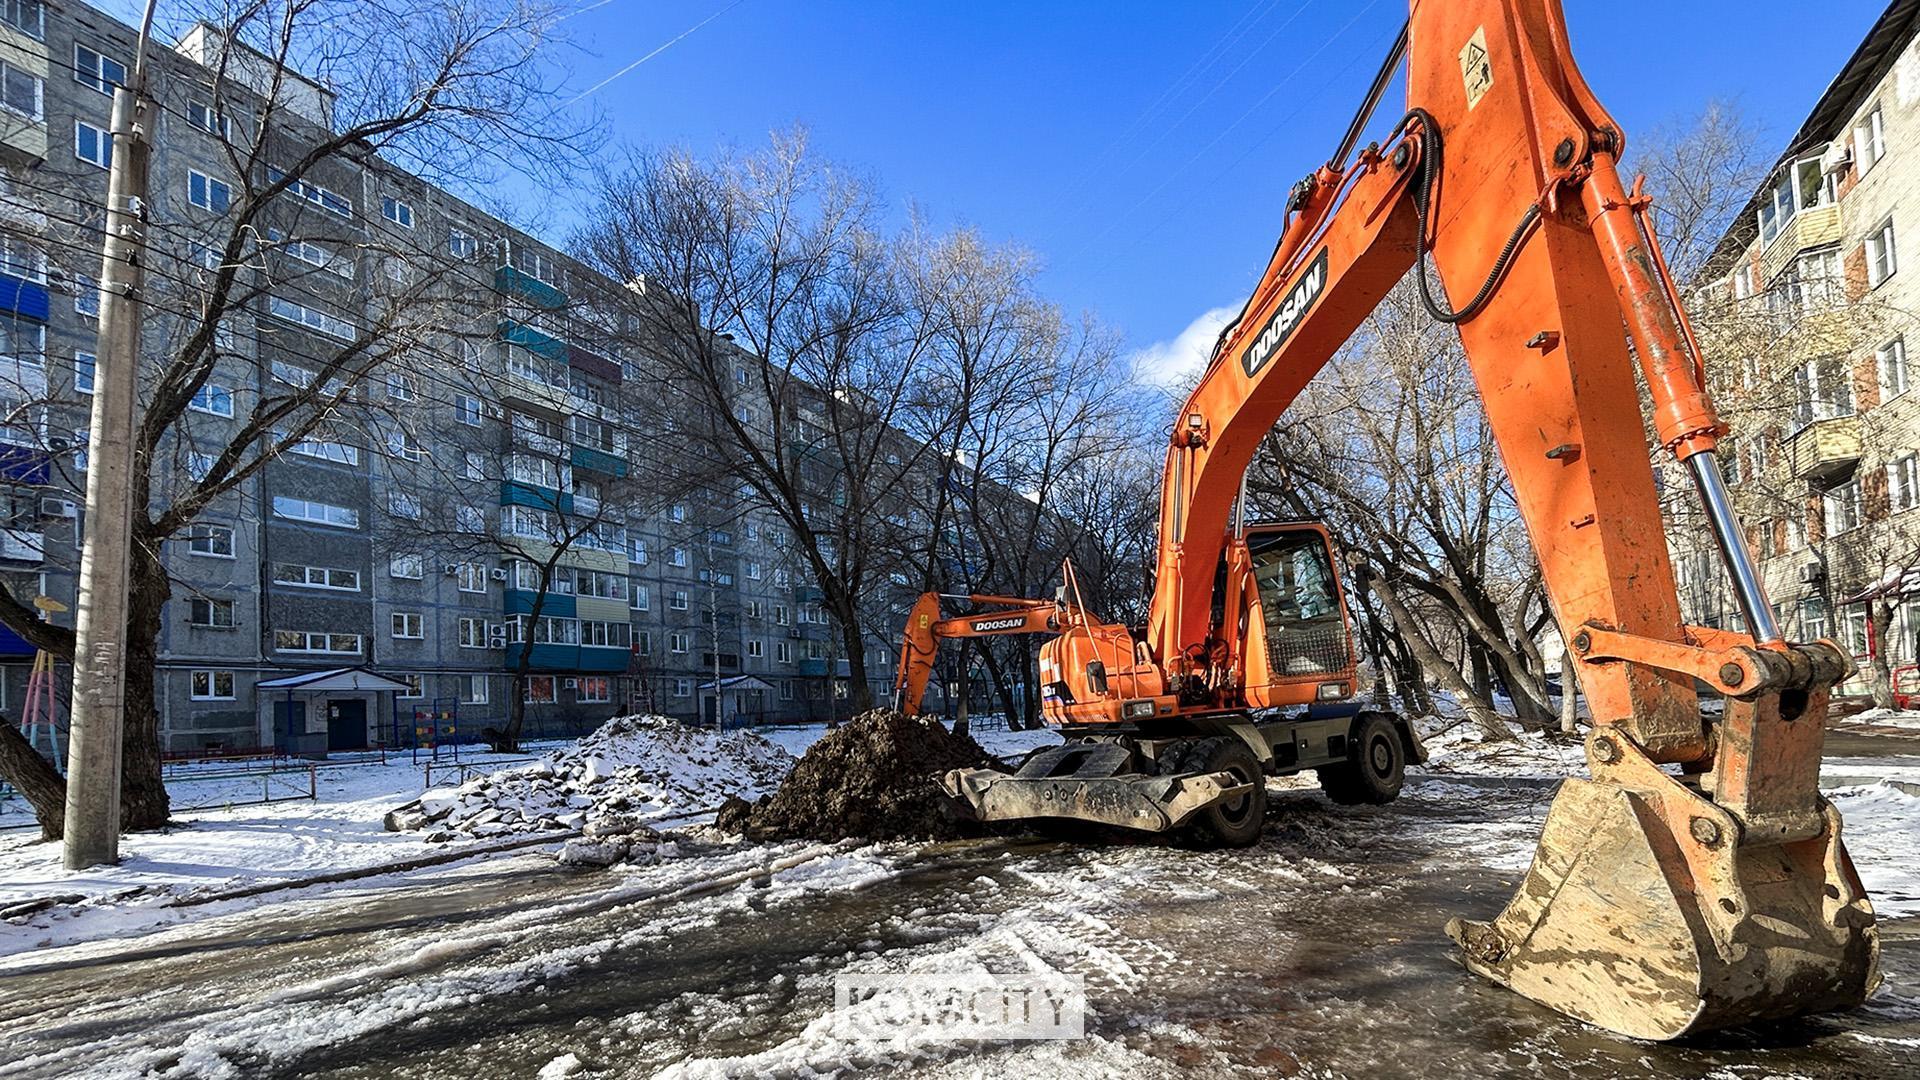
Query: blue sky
552 0 1880 379
108 1 1885 376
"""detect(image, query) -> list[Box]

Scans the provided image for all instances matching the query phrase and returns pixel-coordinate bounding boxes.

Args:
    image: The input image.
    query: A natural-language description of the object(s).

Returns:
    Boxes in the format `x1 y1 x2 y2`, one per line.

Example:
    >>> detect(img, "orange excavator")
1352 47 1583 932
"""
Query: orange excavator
893 0 1879 1042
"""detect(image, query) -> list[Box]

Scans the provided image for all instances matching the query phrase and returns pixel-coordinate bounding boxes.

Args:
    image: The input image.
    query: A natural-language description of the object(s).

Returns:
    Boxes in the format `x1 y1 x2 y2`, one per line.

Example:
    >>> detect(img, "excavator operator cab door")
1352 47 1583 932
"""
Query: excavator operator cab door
1238 523 1358 709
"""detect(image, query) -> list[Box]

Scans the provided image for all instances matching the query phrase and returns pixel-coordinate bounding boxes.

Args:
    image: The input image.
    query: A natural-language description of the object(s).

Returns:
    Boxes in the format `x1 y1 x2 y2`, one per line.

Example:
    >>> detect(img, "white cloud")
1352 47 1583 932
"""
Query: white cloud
1126 304 1237 390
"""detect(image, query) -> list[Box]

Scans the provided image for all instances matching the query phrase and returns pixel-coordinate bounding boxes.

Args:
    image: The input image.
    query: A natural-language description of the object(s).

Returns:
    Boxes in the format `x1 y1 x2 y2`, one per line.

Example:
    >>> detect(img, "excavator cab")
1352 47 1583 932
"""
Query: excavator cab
1237 524 1357 708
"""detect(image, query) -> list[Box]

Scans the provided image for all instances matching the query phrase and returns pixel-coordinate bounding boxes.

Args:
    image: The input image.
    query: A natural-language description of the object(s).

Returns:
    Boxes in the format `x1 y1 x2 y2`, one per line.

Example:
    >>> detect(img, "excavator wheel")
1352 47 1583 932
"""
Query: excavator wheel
1316 713 1405 805
1162 737 1267 847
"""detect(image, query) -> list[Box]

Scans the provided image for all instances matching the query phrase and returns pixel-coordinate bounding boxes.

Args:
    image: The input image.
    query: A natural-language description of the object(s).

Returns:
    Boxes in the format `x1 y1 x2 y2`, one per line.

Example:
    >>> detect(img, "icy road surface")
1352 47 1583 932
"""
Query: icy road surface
1 744 1916 1078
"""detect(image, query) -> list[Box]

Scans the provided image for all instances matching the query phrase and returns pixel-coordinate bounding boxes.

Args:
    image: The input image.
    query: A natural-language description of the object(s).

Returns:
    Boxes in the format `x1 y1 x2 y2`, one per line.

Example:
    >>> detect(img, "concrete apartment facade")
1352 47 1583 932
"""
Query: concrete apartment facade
1683 0 1920 695
0 1 931 754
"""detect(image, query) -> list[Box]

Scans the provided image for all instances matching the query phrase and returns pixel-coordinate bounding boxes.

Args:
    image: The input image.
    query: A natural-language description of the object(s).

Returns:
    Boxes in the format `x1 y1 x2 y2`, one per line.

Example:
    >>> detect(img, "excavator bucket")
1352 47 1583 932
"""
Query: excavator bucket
1447 732 1880 1040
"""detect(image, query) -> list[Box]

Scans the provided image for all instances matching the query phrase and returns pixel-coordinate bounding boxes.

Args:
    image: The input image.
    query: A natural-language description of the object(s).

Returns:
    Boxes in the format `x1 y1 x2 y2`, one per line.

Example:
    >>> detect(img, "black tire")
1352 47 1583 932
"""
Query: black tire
1318 713 1405 805
1165 736 1267 847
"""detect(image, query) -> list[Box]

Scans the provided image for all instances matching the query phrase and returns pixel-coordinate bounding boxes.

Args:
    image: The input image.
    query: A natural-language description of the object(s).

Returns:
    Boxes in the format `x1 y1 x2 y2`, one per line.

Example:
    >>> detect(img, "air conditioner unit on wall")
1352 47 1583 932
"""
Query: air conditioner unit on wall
443 563 460 576
1798 562 1826 584
39 498 76 518
562 678 578 690
491 568 509 581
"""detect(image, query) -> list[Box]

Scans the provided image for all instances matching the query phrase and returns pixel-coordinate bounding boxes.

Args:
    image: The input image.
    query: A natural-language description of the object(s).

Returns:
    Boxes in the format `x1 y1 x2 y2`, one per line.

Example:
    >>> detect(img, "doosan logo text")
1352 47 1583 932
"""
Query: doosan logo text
971 616 1027 633
1241 248 1329 378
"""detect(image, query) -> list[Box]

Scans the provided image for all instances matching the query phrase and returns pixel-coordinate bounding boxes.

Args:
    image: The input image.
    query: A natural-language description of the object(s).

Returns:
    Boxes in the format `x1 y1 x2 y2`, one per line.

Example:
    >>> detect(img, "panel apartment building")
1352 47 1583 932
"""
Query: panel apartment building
0 1 919 754
1680 0 1920 693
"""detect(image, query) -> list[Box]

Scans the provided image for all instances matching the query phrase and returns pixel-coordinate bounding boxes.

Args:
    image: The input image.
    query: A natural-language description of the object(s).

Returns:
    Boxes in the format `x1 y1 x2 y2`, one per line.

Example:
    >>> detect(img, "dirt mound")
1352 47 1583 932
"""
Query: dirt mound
721 709 993 841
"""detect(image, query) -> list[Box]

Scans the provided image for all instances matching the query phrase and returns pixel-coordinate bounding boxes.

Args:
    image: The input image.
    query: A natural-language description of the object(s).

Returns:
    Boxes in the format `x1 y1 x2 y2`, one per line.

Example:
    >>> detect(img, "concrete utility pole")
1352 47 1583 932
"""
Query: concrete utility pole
64 0 157 869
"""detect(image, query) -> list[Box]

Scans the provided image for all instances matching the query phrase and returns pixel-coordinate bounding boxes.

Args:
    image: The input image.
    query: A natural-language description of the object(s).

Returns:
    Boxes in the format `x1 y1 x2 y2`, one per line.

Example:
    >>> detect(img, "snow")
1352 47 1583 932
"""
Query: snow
1846 707 1920 731
386 714 794 838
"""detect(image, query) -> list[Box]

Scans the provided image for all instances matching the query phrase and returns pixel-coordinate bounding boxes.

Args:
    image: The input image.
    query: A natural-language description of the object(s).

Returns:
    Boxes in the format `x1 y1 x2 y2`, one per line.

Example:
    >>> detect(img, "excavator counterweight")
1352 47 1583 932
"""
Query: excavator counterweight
891 0 1879 1039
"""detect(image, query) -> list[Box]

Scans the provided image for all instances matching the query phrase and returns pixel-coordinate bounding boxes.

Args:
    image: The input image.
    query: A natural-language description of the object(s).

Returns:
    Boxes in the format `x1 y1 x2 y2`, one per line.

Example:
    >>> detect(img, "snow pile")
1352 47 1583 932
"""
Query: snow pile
716 709 992 841
387 715 794 840
1844 707 1920 731
1413 717 1584 780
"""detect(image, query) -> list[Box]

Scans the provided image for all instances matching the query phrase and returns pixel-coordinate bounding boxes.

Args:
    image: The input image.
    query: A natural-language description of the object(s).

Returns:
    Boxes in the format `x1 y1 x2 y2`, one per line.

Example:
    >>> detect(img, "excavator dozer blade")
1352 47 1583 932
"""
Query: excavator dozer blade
1446 776 1880 1041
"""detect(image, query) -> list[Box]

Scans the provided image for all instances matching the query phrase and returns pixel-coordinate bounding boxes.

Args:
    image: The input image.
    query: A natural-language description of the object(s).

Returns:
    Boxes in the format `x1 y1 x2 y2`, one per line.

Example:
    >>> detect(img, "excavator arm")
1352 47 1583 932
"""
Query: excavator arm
892 591 1064 715
1147 0 1876 1039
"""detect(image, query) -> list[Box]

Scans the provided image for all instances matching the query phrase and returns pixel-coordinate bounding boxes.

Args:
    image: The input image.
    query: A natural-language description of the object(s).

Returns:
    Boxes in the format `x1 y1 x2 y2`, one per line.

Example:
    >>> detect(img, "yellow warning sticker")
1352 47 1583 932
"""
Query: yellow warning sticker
1460 26 1493 109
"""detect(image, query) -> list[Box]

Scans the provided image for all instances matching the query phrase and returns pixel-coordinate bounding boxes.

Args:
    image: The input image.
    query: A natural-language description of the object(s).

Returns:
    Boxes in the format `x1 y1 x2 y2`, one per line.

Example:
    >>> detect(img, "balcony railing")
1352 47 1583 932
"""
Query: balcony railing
0 527 44 563
495 265 567 309
1760 203 1842 285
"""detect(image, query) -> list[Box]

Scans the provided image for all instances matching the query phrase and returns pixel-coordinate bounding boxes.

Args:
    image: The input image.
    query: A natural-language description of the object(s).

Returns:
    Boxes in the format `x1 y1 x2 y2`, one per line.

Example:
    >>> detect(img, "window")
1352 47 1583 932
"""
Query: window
670 630 691 654
0 59 41 120
773 603 790 625
462 675 489 704
672 678 693 699
1891 454 1919 514
747 639 764 659
669 547 688 568
391 611 424 639
388 490 423 519
635 631 652 656
187 101 230 138
265 166 352 217
0 237 44 282
1 0 43 39
746 561 762 580
184 451 215 482
456 505 485 534
669 504 687 523
186 524 234 558
397 674 425 700
781 680 795 702
455 394 483 425
1856 104 1886 172
272 564 360 592
188 597 236 629
189 384 234 417
390 552 423 579
385 430 426 462
267 229 353 278
386 372 418 402
1785 513 1807 552
577 676 610 703
1756 155 1834 245
465 451 486 480
74 275 99 318
671 589 689 611
73 351 94 394
775 641 791 664
458 618 487 649
631 583 650 610
1878 337 1909 403
1731 264 1755 301
629 536 649 564
448 228 476 259
273 496 359 528
74 120 110 168
268 296 356 340
189 670 235 701
1793 357 1854 428
581 621 630 648
74 43 126 95
1823 478 1863 537
382 196 414 228
1868 218 1899 288
188 170 232 213
276 630 362 655
279 431 359 465
524 675 557 703
456 562 487 593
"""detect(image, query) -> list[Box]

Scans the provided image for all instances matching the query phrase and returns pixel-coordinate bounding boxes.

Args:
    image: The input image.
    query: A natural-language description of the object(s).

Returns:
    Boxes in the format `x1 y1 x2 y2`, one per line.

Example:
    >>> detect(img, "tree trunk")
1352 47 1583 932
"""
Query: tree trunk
0 718 66 839
120 548 172 830
1560 648 1580 734
979 645 1021 729
1867 596 1898 709
1364 569 1509 741
835 605 874 714
1434 577 1554 724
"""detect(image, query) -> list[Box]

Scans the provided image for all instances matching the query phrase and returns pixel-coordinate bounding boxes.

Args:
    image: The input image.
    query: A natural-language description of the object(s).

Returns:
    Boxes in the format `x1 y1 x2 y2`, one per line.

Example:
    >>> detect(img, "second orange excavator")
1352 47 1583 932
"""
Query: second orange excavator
892 0 1879 1043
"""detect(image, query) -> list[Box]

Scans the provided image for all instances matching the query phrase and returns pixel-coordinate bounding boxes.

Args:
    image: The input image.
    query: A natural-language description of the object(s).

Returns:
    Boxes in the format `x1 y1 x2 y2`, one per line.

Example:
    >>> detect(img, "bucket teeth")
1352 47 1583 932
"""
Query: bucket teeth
1451 776 1879 1040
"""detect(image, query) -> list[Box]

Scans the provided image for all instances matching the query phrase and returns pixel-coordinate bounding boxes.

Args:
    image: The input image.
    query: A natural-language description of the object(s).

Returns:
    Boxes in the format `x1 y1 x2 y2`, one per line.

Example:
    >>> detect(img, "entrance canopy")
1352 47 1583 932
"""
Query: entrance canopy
698 675 776 693
257 666 414 693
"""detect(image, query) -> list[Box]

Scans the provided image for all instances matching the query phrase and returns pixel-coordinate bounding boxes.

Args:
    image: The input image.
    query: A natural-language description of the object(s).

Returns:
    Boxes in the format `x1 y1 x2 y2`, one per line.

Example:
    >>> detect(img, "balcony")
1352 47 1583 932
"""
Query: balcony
1789 414 1862 482
796 585 825 604
500 480 572 515
505 590 576 618
571 444 628 478
498 318 568 362
0 527 44 563
568 345 622 383
796 658 828 677
495 265 566 309
1760 204 1842 285
0 272 50 323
